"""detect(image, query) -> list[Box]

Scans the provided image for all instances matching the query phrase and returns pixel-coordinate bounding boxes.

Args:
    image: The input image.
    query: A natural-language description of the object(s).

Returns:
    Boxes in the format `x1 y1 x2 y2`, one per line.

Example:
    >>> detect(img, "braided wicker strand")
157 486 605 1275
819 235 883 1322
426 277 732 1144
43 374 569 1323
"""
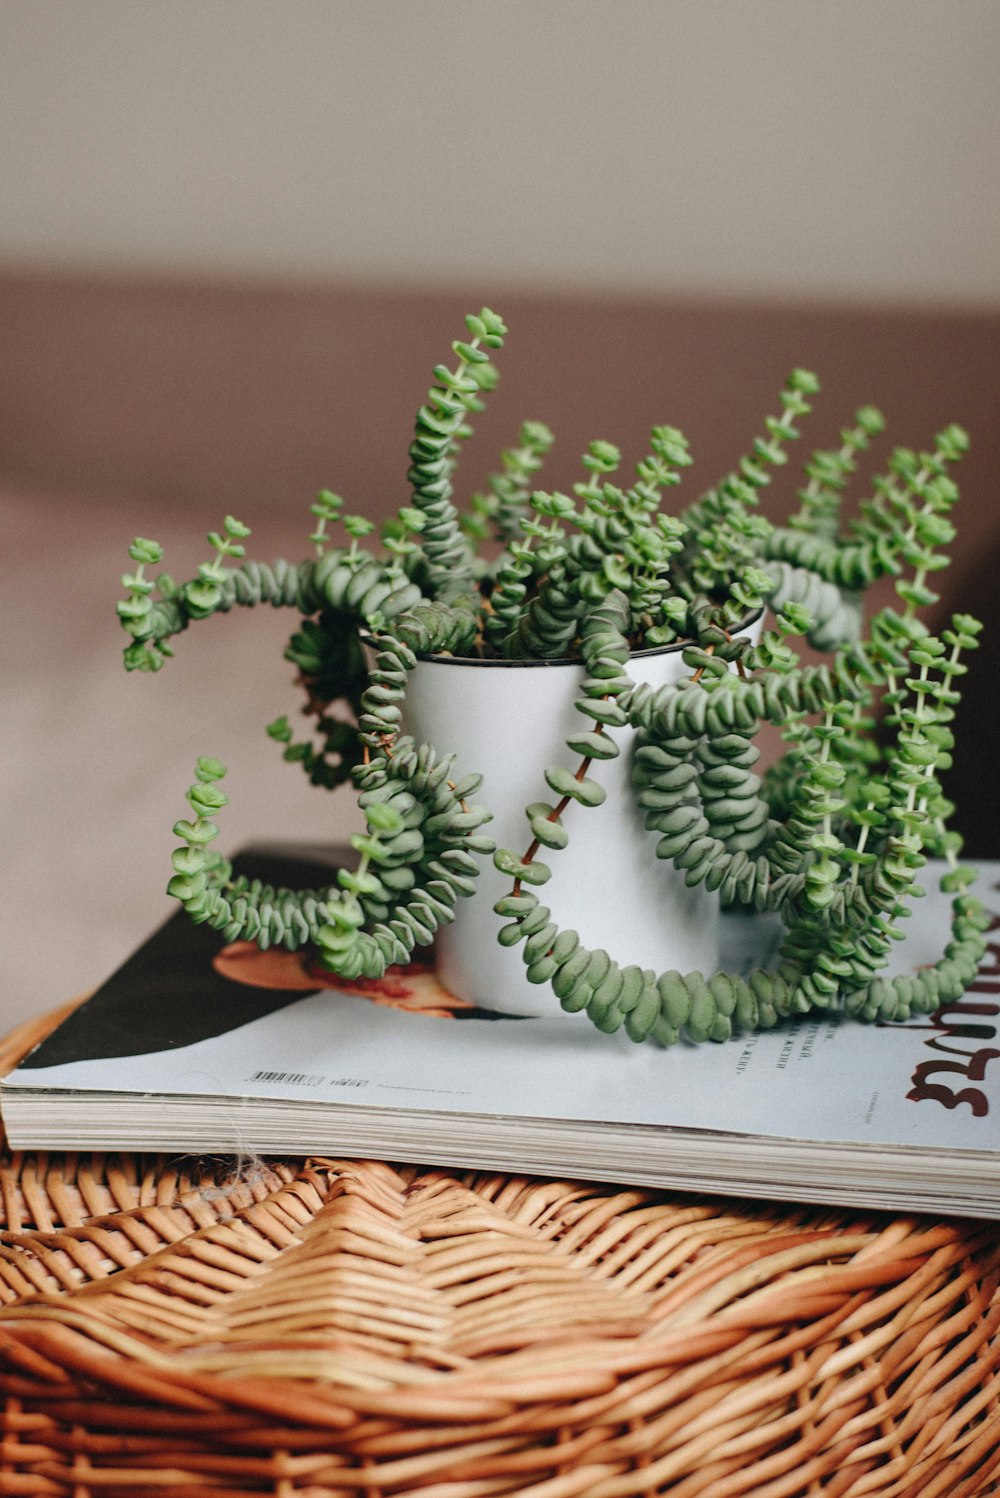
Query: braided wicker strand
0 1006 997 1498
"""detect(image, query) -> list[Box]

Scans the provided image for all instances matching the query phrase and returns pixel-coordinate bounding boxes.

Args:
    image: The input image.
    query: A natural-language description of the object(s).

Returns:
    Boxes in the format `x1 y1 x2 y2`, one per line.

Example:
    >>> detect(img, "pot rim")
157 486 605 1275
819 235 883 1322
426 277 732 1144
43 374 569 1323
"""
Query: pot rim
390 606 764 668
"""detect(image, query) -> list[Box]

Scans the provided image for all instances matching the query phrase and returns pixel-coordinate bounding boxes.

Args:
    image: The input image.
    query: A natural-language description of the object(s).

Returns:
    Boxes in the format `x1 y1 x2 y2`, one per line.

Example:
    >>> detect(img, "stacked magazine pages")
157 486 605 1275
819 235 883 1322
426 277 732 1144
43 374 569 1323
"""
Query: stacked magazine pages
3 848 998 1218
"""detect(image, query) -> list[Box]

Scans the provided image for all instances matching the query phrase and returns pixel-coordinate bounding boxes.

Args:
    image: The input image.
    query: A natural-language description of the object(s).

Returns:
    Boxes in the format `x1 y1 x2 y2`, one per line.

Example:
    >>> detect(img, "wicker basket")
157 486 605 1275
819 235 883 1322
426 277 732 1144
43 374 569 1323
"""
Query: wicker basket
0 1007 997 1497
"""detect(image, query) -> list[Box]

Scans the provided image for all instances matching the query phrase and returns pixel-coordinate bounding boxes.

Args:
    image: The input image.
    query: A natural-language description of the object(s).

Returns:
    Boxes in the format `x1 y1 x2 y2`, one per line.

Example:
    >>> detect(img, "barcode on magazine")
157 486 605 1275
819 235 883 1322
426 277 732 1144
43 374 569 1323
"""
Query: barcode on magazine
251 1069 325 1086
249 1070 368 1088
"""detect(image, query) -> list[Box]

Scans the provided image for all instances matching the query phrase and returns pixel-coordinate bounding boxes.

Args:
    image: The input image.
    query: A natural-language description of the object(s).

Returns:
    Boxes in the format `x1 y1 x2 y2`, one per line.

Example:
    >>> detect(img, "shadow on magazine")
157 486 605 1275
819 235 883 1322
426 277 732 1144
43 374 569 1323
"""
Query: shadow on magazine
212 939 526 1022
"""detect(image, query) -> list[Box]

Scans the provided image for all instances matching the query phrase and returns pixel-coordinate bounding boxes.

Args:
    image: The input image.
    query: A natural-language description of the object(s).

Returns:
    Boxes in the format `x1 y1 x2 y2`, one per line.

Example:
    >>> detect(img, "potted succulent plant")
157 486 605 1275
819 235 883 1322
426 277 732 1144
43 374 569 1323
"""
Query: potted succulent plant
117 307 987 1044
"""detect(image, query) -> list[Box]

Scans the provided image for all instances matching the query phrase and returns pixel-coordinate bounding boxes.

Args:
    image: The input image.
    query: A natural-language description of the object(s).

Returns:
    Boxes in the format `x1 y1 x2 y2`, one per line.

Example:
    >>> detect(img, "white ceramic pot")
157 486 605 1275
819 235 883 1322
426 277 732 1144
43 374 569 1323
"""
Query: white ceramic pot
401 619 762 1016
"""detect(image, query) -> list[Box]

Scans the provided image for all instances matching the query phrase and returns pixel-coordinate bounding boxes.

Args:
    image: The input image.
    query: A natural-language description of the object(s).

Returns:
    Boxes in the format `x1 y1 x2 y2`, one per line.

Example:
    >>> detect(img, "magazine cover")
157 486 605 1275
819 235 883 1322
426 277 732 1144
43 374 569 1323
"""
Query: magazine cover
4 850 998 1215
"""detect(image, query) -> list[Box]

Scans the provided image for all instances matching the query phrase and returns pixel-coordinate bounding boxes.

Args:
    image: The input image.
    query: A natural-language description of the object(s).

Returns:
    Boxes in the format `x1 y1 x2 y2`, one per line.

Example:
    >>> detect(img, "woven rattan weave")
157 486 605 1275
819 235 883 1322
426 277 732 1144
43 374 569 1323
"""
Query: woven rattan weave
0 1006 997 1497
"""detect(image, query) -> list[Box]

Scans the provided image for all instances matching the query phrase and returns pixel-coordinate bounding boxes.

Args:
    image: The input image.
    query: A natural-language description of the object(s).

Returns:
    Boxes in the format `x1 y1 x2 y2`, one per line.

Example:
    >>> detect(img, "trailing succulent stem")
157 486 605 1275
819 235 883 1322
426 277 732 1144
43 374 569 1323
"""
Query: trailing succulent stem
118 308 985 1042
493 594 985 1043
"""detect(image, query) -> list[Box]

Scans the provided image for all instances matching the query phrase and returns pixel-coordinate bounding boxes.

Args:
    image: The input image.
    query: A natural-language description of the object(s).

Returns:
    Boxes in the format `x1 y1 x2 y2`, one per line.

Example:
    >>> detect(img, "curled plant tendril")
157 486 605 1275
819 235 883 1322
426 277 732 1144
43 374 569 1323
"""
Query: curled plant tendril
168 611 496 981
491 593 986 1045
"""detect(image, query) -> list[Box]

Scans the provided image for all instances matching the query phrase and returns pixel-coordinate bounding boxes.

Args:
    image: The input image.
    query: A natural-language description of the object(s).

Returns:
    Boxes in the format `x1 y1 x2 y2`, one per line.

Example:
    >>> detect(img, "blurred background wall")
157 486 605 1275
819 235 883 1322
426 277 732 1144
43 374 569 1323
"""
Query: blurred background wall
2 1 999 1031
2 0 999 301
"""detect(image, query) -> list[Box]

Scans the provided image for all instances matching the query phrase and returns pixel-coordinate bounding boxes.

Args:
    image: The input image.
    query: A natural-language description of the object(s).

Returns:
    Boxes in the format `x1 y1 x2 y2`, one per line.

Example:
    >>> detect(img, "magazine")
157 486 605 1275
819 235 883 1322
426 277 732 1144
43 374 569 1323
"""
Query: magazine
3 847 998 1218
